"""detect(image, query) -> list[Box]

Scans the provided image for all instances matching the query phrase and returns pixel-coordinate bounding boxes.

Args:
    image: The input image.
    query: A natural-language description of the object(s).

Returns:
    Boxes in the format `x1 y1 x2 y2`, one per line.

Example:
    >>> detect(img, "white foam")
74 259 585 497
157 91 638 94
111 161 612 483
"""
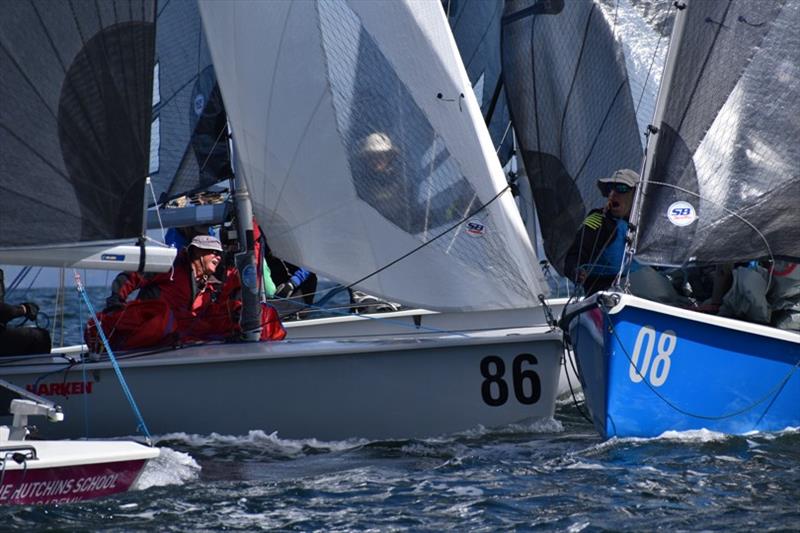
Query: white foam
449 486 483 497
654 428 729 443
133 446 201 490
156 429 368 456
565 461 606 471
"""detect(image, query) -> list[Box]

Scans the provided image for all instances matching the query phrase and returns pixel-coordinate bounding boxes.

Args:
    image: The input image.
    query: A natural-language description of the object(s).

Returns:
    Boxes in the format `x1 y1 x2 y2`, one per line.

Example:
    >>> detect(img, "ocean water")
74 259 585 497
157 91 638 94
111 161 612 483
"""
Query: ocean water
1 288 799 530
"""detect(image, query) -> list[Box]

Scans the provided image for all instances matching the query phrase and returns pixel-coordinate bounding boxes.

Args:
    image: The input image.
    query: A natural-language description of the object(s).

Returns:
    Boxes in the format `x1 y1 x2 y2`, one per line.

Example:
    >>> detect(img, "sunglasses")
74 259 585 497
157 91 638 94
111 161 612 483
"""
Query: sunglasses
601 183 633 196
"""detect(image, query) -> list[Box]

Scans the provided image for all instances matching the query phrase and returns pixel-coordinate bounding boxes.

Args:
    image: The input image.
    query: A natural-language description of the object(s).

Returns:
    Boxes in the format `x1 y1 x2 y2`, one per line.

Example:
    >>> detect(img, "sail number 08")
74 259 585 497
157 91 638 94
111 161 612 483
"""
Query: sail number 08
628 326 676 387
480 354 541 406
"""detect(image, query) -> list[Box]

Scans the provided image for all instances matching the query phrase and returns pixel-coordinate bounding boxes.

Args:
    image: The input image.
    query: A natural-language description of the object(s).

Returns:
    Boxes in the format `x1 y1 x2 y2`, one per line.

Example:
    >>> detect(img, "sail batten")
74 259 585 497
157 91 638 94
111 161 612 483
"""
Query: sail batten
200 0 545 311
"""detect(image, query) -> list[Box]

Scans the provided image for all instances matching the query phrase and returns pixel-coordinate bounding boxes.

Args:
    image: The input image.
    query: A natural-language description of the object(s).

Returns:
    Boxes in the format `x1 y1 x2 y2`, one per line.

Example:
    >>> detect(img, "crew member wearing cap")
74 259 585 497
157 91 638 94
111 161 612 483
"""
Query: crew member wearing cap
352 132 474 234
563 169 640 295
100 235 234 345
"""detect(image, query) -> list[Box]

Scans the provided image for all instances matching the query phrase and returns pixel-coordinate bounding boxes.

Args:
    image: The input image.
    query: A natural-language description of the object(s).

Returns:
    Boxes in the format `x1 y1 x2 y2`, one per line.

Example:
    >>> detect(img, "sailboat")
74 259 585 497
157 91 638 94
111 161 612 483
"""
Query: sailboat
1 0 564 440
0 380 157 506
560 0 800 438
500 0 676 397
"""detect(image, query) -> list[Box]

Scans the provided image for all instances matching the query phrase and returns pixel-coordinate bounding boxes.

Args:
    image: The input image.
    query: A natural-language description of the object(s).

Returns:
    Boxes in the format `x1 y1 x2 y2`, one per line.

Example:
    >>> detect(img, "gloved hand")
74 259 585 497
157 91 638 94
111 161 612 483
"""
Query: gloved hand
274 281 295 298
20 302 39 321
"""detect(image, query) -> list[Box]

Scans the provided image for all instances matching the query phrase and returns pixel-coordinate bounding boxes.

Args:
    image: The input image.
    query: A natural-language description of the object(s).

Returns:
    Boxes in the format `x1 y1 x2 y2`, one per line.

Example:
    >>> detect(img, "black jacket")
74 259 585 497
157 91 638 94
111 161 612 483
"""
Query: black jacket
563 208 619 294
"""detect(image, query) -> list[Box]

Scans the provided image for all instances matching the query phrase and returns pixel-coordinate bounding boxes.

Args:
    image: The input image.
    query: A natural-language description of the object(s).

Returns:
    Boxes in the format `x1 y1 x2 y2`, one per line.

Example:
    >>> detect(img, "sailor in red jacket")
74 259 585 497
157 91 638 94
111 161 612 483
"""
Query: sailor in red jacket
102 235 238 345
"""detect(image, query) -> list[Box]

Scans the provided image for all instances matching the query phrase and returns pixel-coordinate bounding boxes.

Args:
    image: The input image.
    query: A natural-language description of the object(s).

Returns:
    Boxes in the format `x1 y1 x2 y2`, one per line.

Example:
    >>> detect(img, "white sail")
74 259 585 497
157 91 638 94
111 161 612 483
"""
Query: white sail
199 0 545 311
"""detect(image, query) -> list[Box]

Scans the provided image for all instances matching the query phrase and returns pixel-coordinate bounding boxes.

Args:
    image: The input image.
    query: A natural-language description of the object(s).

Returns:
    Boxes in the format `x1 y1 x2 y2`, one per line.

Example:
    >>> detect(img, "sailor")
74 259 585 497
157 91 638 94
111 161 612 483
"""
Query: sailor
564 169 688 304
94 234 285 349
0 300 51 356
700 260 800 331
352 132 474 234
99 235 232 346
564 169 640 295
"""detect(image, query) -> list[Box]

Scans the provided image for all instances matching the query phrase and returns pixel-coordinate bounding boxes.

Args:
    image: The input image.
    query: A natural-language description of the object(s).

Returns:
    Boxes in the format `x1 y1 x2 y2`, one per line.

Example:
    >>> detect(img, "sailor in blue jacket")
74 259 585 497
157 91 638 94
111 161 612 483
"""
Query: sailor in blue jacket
563 169 640 295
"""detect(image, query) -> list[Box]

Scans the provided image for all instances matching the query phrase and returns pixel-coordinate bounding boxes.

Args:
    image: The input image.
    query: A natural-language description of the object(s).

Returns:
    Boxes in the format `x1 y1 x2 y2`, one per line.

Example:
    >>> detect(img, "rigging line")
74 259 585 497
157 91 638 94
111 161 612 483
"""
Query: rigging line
156 0 171 19
496 121 513 155
151 74 199 116
330 184 514 298
6 266 31 294
78 282 91 439
462 0 502 71
643 179 776 290
196 121 230 176
484 74 505 127
572 79 629 182
74 270 152 443
22 268 43 299
633 3 672 117
601 304 800 421
147 178 167 243
563 336 592 424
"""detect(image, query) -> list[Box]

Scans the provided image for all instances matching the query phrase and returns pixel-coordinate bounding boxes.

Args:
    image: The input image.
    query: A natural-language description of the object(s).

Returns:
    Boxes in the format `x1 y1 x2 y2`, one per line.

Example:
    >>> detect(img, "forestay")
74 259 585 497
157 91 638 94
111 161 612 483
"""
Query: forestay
149 0 232 204
446 0 513 165
199 0 546 311
0 0 156 251
502 0 673 274
635 0 800 266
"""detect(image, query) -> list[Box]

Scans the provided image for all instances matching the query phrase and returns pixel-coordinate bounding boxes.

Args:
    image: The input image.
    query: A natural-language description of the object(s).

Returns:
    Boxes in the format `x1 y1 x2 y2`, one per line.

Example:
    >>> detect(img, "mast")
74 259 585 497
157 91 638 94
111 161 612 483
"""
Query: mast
229 129 262 341
618 0 690 284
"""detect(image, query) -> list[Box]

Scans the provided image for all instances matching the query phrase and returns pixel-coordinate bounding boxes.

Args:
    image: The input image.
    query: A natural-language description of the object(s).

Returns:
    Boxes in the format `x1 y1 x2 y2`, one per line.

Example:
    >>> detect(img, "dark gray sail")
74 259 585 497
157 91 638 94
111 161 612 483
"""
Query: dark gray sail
446 0 513 165
150 0 231 204
0 0 156 249
502 0 671 274
635 0 799 265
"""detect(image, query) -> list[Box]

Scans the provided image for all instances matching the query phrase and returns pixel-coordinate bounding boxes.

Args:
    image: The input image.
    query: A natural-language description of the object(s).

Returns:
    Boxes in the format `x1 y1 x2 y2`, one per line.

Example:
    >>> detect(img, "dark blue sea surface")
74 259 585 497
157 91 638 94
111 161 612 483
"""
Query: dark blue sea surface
1 288 798 530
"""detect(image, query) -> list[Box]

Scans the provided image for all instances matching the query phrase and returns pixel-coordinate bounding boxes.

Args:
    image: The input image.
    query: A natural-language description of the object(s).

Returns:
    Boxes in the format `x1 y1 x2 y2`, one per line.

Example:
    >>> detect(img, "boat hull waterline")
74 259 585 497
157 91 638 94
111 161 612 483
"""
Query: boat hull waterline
568 293 800 439
3 329 563 440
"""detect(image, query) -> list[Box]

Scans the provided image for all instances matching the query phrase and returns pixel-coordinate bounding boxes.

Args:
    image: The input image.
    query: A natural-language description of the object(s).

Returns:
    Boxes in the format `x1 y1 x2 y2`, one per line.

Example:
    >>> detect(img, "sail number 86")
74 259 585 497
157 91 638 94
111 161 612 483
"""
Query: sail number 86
480 354 541 406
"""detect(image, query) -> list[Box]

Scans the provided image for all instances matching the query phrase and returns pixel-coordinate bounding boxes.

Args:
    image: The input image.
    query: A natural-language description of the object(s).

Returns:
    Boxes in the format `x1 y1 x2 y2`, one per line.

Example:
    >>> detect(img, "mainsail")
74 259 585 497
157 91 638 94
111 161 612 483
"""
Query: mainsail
502 0 673 274
635 0 800 265
199 0 546 311
149 0 232 204
446 0 513 165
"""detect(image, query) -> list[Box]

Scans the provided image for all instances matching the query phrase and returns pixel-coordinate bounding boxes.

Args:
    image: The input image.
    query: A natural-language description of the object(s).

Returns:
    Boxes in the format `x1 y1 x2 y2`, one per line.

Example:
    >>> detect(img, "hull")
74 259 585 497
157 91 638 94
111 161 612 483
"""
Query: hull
285 302 579 397
568 293 800 438
0 441 157 505
1 327 562 440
